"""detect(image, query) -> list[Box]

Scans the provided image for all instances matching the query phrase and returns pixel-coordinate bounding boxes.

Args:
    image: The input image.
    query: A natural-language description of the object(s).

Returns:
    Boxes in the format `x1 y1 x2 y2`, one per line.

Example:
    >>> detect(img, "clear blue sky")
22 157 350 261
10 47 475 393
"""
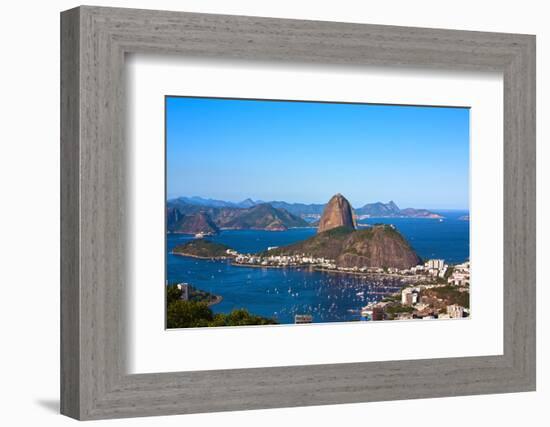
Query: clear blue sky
166 96 469 210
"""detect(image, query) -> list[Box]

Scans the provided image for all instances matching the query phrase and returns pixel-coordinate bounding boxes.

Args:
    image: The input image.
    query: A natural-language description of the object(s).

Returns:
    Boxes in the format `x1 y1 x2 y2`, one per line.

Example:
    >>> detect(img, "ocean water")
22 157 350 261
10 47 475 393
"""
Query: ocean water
166 210 469 324
359 210 469 264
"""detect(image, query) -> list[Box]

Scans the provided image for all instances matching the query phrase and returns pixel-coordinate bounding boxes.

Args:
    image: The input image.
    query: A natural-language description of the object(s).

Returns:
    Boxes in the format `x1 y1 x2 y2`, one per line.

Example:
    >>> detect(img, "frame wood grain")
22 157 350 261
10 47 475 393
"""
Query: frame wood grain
60 5 536 420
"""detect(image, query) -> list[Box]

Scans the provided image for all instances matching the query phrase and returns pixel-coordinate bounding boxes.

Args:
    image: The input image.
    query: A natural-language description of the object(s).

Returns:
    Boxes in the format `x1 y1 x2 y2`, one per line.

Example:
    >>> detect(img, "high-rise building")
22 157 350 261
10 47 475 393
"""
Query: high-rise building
176 283 189 301
426 259 445 270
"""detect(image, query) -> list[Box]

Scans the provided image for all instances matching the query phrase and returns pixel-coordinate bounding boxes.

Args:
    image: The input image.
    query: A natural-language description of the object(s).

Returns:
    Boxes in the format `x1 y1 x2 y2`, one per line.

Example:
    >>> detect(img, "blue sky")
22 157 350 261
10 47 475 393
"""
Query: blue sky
166 96 469 210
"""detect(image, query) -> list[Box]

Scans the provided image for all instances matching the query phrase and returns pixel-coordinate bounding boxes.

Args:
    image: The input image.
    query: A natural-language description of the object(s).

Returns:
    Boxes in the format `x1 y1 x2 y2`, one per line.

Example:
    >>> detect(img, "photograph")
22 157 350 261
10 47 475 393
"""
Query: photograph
165 96 470 329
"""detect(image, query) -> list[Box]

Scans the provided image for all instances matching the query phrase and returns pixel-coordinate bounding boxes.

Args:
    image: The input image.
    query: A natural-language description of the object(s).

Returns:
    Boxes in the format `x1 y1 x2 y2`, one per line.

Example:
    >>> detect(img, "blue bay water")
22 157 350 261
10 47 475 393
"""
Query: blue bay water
359 210 469 264
166 210 469 324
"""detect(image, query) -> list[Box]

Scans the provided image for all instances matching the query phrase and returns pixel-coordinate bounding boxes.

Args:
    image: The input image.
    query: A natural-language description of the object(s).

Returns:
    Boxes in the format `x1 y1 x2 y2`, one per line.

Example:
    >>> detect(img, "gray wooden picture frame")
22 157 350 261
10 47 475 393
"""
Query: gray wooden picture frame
60 5 536 420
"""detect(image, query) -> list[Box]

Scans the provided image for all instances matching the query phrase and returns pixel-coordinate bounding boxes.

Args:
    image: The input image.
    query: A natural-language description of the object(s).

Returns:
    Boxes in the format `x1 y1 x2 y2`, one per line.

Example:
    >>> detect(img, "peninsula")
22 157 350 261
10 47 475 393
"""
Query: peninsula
172 240 236 260
266 194 421 269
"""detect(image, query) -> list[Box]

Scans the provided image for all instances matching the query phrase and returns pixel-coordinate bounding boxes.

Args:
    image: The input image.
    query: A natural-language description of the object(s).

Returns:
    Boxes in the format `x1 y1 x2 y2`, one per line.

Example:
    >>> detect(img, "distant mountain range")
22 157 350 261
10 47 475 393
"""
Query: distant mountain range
170 196 263 209
167 201 309 234
355 201 401 217
168 196 443 219
167 210 220 235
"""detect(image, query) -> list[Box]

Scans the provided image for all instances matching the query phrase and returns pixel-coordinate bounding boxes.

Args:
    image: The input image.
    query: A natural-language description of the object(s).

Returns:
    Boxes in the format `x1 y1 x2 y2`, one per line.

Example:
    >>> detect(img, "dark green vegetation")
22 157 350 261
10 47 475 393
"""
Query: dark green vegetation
423 285 470 309
166 284 278 328
385 304 415 315
381 294 400 303
166 284 184 305
167 202 308 232
167 301 213 328
166 283 219 305
172 239 234 259
266 225 422 269
167 302 279 328
264 226 354 259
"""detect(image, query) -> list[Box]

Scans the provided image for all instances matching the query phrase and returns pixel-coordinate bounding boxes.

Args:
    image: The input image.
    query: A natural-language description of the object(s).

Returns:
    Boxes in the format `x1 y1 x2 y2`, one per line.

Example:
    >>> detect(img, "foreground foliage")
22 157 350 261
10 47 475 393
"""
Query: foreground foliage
166 283 218 305
166 285 278 328
167 301 278 328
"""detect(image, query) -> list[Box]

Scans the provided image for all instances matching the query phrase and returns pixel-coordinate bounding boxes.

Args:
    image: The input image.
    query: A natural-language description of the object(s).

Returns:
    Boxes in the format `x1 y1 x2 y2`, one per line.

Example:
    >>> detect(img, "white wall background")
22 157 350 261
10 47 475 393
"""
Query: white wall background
0 0 546 425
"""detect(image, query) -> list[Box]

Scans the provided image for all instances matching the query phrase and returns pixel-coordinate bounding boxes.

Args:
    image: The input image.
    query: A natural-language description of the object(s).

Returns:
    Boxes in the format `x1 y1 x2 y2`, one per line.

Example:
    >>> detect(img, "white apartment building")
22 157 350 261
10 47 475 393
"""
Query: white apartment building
401 288 420 305
425 259 445 270
447 304 465 318
448 271 470 287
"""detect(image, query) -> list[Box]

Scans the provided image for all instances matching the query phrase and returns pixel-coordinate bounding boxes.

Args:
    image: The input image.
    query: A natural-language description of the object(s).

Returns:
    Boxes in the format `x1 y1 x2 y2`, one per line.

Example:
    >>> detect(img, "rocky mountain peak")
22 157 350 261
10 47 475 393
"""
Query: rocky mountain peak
317 194 356 233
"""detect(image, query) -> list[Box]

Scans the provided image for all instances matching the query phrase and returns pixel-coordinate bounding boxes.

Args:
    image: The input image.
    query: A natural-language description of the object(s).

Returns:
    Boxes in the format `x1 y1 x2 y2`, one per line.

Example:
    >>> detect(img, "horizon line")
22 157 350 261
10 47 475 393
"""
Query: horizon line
166 194 469 211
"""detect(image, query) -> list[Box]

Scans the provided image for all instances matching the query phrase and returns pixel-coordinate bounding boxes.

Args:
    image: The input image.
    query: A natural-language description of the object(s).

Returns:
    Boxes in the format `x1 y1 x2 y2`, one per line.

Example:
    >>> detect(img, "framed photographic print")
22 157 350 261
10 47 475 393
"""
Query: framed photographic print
164 96 471 328
61 6 536 420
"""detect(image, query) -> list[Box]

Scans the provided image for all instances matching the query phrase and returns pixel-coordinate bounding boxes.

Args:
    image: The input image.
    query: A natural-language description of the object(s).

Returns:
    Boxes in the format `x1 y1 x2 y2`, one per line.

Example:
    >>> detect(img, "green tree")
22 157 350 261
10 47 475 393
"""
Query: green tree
210 309 278 327
166 285 182 305
209 313 229 327
166 301 213 328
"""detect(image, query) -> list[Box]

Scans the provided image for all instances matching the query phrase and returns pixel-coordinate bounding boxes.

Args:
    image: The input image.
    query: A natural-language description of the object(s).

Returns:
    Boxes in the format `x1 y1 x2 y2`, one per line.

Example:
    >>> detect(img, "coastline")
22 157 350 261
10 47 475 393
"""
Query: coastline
207 295 223 306
168 231 218 236
230 262 430 282
218 226 316 232
231 262 305 270
166 216 450 238
167 226 316 236
357 215 444 221
312 267 429 281
171 251 233 261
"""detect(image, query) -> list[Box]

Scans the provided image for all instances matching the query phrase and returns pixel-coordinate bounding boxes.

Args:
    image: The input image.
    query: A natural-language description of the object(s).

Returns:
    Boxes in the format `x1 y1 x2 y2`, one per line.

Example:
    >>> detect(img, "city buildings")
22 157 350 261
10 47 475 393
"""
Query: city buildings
447 262 470 287
447 304 465 318
426 259 445 269
233 251 471 323
401 287 420 305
